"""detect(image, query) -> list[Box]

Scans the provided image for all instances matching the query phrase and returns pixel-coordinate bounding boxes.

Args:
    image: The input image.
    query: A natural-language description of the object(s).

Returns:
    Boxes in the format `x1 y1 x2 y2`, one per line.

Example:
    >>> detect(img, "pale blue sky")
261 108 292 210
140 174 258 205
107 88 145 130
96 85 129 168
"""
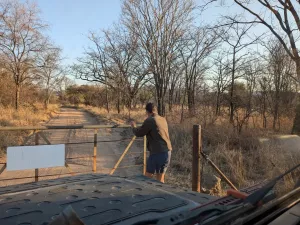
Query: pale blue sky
34 1 265 65
33 0 267 83
37 0 122 64
32 0 269 85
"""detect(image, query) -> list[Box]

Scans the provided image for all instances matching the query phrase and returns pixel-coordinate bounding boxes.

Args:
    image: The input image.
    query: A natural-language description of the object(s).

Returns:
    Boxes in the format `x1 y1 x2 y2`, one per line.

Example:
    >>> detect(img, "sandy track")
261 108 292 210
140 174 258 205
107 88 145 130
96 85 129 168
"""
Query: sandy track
0 107 143 187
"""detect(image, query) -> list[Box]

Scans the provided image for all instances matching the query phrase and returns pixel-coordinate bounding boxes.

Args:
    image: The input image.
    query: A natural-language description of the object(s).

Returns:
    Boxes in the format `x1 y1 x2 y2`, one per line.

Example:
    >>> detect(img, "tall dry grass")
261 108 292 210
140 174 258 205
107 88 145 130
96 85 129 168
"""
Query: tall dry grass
167 123 300 195
0 104 59 157
83 105 299 195
82 105 147 124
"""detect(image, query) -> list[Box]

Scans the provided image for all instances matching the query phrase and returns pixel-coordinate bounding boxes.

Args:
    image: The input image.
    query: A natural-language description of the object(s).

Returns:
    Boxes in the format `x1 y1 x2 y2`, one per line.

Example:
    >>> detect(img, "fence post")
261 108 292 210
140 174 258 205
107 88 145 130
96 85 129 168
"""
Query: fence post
143 136 147 175
192 125 201 192
93 129 98 172
34 131 39 182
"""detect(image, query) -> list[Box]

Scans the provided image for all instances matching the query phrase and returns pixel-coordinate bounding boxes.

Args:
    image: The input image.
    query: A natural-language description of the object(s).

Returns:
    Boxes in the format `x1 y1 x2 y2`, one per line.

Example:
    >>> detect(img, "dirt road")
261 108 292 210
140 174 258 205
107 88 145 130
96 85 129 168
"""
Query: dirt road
259 135 300 155
0 107 143 186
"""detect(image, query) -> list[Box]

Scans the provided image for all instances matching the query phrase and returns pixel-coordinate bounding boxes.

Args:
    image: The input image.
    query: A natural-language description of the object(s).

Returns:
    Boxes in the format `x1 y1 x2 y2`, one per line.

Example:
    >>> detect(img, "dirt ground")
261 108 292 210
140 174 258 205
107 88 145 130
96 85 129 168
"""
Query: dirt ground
0 107 144 187
259 135 300 155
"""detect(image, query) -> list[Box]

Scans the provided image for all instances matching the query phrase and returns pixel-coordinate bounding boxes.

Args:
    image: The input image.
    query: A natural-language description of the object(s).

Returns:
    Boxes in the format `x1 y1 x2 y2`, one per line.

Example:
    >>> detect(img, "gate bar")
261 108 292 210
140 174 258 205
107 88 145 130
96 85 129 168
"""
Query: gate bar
109 136 136 175
192 125 201 192
34 132 39 182
143 136 147 175
0 124 141 131
93 129 98 172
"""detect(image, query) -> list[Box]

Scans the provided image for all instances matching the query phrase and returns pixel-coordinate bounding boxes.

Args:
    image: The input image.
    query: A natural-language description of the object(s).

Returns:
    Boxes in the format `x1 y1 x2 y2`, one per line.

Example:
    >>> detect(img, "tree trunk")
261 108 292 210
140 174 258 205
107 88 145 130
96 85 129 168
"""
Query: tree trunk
157 96 164 116
230 50 236 123
169 90 173 112
187 89 194 116
175 90 179 106
117 92 120 114
273 105 279 131
216 91 220 116
128 97 132 119
262 96 267 129
180 89 186 123
230 82 235 123
177 83 181 105
15 84 20 110
105 84 109 113
44 99 49 110
191 77 196 115
292 61 300 134
44 91 50 110
263 115 267 129
156 86 165 116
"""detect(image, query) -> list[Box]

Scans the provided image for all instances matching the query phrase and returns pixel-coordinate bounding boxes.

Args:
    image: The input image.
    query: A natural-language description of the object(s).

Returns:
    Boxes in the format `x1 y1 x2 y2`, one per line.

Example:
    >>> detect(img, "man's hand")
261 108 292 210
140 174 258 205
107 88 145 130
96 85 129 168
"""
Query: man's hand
130 121 136 128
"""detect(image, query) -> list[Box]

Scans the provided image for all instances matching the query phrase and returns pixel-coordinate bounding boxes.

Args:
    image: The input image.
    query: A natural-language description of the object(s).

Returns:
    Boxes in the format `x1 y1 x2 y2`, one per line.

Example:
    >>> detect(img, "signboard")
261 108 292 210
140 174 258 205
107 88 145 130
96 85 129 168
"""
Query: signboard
7 144 65 171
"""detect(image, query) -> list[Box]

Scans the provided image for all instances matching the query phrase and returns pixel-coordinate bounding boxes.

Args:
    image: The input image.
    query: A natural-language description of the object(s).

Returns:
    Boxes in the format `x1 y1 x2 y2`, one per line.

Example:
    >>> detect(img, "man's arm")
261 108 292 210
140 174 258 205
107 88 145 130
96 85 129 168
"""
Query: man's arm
132 119 151 137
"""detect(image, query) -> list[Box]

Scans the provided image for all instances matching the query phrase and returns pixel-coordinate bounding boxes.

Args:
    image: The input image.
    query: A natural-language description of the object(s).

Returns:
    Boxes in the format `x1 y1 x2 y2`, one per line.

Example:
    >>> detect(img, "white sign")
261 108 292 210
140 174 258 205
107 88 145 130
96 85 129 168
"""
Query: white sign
7 144 65 171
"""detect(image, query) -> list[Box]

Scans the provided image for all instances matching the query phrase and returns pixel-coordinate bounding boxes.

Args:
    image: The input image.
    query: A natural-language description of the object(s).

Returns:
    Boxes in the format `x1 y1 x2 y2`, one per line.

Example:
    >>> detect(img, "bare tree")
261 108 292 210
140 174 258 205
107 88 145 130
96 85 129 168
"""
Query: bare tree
57 76 75 104
122 0 195 116
258 75 270 129
267 41 295 130
168 60 183 112
36 45 64 109
221 23 259 123
102 26 149 117
224 0 300 133
0 0 48 110
71 36 111 112
237 59 261 132
211 52 231 116
179 27 220 116
73 25 149 116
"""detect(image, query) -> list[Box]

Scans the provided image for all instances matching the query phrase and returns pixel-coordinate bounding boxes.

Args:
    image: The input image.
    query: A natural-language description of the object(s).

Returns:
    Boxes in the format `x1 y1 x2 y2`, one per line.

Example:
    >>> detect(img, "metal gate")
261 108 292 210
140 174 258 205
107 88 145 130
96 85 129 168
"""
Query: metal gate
0 124 147 186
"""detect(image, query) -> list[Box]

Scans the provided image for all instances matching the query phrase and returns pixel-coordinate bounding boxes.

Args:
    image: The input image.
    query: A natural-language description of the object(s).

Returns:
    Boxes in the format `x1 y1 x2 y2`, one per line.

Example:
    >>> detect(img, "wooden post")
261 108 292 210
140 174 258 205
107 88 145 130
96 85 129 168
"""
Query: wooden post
34 132 39 182
192 125 201 192
0 164 6 175
93 129 98 172
143 136 147 175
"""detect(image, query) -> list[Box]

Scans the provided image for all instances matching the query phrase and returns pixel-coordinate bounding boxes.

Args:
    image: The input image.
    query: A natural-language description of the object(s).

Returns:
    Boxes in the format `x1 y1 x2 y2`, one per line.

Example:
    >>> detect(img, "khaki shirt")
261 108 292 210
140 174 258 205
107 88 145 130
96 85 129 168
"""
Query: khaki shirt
132 114 172 154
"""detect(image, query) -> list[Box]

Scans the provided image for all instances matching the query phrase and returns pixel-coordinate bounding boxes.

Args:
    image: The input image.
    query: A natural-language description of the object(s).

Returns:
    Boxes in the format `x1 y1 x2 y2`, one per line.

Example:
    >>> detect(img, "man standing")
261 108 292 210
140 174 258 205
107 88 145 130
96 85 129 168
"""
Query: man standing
130 103 172 183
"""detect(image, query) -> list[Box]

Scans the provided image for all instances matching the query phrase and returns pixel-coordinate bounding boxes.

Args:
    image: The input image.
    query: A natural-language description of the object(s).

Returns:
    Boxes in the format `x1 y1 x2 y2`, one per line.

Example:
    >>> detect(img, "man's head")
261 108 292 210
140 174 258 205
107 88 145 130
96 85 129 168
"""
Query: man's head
145 102 156 117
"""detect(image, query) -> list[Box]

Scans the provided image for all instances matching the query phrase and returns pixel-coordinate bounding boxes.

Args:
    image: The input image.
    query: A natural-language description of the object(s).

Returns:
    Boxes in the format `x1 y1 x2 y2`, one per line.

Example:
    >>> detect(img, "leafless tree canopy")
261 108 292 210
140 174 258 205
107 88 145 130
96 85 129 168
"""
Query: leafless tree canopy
121 0 196 115
0 0 299 135
36 45 65 109
216 0 300 133
0 0 48 109
68 0 299 134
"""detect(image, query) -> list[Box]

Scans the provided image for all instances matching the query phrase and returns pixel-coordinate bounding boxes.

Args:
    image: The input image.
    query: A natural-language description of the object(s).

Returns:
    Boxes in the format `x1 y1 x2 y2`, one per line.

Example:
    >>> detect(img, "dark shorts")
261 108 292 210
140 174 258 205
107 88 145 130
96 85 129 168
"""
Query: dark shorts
146 151 171 174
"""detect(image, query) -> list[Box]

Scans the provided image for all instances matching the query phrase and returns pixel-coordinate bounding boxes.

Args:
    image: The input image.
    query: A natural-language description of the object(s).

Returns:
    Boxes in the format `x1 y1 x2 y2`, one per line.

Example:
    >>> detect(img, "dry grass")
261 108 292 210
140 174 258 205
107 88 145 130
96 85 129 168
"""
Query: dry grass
83 105 299 196
167 123 300 196
82 105 146 124
0 104 59 157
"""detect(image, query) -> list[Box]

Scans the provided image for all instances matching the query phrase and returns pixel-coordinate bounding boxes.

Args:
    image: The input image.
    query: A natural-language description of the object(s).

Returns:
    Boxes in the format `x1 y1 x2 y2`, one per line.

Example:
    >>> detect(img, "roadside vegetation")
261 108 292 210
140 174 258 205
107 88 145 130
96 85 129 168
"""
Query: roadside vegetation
66 0 300 194
0 104 59 157
80 104 299 194
0 0 299 195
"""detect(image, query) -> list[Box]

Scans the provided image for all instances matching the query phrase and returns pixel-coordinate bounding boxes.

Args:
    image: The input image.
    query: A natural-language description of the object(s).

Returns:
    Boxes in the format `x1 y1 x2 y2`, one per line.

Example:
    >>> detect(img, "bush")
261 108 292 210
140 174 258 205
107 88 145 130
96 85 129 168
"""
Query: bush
167 123 300 194
0 104 59 156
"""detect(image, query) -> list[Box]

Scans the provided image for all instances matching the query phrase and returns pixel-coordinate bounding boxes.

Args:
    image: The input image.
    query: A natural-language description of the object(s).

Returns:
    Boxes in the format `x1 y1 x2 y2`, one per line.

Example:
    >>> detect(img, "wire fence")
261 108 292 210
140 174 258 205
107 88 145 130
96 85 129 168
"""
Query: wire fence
0 125 147 185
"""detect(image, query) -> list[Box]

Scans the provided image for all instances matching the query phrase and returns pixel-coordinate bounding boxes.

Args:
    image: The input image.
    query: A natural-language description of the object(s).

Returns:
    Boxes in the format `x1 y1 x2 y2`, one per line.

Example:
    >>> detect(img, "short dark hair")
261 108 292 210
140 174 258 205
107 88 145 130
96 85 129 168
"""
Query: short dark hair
145 102 156 113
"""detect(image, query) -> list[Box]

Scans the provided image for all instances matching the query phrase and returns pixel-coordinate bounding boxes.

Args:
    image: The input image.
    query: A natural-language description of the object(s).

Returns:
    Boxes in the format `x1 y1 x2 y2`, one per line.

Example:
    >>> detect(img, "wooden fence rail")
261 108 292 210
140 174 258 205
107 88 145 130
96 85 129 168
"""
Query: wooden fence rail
0 124 140 131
